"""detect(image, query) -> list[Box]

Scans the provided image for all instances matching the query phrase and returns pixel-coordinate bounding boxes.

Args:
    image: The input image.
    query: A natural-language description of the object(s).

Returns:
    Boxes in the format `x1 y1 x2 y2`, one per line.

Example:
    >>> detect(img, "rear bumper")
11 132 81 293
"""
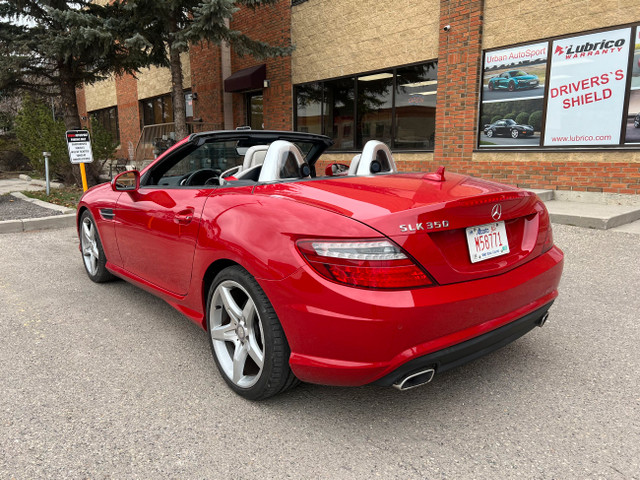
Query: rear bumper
373 302 552 386
262 245 563 387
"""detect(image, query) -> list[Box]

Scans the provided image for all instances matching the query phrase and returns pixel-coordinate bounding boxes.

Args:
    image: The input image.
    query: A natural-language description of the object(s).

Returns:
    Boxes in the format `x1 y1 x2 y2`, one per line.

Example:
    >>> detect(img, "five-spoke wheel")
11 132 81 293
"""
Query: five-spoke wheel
207 266 298 399
79 210 114 283
210 279 265 389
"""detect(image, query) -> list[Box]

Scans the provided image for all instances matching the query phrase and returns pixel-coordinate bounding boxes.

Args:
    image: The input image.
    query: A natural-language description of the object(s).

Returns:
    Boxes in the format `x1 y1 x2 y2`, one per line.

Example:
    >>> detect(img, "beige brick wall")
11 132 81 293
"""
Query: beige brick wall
84 53 193 109
84 77 117 112
291 0 440 84
137 52 192 100
483 0 640 50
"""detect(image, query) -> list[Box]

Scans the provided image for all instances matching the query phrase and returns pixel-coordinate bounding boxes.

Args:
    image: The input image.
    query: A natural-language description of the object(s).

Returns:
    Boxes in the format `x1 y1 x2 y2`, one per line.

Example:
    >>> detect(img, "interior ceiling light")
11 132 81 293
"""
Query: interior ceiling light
358 73 394 81
400 80 438 87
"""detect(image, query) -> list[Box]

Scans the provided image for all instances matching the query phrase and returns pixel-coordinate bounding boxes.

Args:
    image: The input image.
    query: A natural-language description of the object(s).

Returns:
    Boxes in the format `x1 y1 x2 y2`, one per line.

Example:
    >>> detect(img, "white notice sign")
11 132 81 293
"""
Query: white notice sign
66 130 94 164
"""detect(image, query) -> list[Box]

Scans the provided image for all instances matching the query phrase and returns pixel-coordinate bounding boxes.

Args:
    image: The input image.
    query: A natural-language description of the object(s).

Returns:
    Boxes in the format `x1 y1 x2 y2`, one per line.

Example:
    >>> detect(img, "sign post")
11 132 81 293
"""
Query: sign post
43 152 51 195
65 130 94 192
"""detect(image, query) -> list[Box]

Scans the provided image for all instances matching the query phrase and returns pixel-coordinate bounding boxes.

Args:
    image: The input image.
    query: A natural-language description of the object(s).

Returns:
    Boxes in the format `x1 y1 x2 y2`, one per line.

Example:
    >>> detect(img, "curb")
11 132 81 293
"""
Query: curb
0 213 76 234
0 193 76 234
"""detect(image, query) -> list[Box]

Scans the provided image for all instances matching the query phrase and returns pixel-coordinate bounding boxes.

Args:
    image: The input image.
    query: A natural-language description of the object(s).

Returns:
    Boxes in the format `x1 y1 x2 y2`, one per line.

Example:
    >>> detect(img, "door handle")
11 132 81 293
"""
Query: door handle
174 208 194 225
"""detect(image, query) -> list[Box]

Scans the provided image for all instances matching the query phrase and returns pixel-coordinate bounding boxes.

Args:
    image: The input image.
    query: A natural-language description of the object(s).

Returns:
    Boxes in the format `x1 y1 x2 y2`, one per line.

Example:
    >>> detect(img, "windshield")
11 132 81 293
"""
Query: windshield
510 70 528 77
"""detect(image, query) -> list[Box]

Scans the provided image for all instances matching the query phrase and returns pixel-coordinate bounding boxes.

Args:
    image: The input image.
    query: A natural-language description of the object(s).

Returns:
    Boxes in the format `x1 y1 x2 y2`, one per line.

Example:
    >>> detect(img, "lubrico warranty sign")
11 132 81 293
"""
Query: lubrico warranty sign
65 130 94 164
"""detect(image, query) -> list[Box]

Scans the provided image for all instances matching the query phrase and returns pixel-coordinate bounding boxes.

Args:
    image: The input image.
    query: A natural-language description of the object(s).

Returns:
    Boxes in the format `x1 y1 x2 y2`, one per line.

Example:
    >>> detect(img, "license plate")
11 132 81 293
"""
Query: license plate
465 221 510 263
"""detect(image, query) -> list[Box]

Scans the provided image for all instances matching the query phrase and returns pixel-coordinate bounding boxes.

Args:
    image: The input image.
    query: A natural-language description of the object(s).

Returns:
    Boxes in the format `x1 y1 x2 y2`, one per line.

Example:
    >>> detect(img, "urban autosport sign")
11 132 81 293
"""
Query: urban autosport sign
65 130 94 164
544 27 632 146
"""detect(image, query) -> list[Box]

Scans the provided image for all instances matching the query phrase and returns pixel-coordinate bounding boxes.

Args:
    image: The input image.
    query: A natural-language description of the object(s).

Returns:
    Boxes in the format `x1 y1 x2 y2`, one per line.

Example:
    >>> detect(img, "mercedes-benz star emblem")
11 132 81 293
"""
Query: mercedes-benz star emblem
491 204 502 221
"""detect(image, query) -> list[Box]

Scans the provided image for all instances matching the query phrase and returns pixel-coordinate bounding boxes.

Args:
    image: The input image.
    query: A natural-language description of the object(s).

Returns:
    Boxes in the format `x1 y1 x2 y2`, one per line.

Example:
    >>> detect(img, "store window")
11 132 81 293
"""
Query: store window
89 106 119 143
246 92 264 130
357 71 393 147
295 83 323 135
324 78 355 149
140 91 192 127
294 60 437 151
395 62 438 149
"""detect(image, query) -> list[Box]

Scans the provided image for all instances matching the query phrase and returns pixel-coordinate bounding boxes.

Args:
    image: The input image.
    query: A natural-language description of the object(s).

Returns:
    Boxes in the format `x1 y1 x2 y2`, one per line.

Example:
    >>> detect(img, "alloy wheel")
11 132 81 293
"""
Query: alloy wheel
81 216 99 276
210 280 265 388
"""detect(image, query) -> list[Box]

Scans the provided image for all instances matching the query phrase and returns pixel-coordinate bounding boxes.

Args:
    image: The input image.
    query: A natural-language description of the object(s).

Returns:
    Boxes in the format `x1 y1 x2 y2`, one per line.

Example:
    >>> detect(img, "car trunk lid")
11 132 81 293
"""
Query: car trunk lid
254 172 551 285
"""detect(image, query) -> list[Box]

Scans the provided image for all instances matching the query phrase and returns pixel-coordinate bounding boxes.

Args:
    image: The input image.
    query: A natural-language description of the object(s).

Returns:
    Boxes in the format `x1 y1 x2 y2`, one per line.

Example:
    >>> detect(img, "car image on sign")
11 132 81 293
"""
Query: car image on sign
77 130 563 399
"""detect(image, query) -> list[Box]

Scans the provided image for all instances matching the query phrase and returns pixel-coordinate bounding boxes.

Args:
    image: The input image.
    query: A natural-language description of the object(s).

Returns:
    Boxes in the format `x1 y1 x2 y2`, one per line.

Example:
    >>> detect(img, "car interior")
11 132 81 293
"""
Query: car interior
142 137 398 189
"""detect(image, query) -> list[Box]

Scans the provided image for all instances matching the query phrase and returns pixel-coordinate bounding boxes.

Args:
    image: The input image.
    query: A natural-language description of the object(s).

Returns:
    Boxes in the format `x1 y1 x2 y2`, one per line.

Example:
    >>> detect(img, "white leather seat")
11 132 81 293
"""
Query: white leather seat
347 154 362 176
351 140 397 176
258 141 310 183
220 144 269 184
242 145 269 170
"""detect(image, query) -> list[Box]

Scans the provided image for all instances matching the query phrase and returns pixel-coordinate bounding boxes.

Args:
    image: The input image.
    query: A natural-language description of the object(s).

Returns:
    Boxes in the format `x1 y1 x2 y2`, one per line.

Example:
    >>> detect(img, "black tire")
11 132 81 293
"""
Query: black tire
488 82 494 91
206 265 298 400
79 210 115 283
486 129 494 138
508 81 515 91
634 118 640 128
511 129 519 139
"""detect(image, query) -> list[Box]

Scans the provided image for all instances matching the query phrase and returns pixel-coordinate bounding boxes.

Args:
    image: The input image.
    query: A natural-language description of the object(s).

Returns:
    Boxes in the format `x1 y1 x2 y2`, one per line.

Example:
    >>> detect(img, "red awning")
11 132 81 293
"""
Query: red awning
224 64 266 93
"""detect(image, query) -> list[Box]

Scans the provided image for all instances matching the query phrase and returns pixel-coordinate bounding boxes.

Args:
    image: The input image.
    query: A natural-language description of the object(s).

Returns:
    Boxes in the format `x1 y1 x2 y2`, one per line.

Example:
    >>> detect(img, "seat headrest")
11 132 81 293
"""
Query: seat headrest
242 145 269 170
258 141 310 182
353 140 397 175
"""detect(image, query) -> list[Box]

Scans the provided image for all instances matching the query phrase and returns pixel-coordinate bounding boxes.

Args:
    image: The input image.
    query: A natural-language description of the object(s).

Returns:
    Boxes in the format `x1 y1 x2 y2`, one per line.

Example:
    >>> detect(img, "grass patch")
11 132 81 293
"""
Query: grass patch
22 186 83 209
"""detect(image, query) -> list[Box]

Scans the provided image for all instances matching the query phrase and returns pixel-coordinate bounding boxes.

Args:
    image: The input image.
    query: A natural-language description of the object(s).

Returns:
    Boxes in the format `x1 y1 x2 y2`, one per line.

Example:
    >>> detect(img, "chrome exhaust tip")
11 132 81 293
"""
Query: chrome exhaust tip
393 368 435 391
537 312 549 327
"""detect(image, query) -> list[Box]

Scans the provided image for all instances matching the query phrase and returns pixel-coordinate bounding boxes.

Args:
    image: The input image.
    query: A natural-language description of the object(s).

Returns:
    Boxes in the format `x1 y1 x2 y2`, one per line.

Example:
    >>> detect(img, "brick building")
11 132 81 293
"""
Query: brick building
78 0 640 194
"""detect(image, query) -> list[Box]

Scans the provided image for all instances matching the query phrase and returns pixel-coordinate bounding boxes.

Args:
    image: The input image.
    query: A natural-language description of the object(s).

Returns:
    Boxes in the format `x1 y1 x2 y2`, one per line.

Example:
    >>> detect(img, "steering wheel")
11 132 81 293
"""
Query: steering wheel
184 168 220 186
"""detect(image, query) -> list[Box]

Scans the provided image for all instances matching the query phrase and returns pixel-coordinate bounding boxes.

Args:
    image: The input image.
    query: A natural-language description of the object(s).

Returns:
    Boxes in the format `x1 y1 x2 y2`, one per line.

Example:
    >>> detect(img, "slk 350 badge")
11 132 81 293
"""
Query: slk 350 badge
399 220 449 233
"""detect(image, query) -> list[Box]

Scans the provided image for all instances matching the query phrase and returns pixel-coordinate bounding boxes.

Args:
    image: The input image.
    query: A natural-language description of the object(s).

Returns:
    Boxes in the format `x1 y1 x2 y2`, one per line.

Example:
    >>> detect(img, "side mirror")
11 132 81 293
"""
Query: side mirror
112 170 140 192
325 163 349 177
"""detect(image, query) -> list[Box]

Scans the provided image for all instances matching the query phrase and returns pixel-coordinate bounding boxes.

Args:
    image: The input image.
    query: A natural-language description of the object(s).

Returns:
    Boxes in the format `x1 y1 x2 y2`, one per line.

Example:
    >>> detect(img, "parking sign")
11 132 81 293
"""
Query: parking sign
66 130 94 164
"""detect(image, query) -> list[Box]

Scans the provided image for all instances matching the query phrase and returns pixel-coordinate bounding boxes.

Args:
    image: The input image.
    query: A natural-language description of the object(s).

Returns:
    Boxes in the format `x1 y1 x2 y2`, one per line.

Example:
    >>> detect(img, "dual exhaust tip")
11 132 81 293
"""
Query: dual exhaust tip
393 312 550 391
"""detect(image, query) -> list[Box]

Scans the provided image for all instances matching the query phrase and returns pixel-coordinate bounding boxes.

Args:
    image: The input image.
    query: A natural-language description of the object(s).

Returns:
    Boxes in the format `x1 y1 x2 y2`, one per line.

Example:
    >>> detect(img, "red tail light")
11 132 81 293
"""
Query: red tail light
296 239 433 290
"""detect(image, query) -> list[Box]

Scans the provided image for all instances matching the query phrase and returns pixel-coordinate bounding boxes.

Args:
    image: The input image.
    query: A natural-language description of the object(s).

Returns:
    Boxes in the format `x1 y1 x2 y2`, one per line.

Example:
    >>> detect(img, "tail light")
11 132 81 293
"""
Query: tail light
542 224 554 253
296 239 433 290
539 202 554 253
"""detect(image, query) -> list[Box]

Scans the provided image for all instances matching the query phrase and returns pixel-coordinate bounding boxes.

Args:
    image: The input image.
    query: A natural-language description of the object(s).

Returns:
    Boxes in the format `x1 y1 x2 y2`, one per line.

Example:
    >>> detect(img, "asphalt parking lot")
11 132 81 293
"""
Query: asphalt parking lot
1 225 639 479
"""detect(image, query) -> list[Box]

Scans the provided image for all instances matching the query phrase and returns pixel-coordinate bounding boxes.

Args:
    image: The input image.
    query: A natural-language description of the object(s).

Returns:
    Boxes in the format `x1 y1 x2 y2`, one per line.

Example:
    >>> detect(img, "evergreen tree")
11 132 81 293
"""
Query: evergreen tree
123 0 292 139
0 1 162 131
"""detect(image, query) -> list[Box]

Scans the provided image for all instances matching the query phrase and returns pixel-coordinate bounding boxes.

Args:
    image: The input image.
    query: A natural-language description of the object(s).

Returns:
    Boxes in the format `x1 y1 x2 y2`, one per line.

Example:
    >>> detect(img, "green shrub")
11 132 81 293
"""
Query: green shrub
528 110 543 131
490 115 503 124
14 96 70 182
515 112 530 125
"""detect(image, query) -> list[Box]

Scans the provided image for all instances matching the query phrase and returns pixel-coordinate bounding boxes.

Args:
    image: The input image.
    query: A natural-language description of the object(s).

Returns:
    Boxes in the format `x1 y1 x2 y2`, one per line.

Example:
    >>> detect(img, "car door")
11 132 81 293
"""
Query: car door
115 187 209 295
495 121 507 136
114 140 234 296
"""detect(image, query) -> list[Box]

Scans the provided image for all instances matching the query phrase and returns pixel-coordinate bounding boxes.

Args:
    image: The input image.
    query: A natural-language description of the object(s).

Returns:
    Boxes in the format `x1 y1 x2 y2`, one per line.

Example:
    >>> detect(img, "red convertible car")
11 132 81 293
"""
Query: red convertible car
77 130 563 399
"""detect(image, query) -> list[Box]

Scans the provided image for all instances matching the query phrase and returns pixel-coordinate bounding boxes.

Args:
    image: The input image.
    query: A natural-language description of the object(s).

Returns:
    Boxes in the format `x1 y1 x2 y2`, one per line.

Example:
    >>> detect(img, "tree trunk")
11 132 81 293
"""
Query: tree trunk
169 45 187 140
58 63 83 186
59 64 82 131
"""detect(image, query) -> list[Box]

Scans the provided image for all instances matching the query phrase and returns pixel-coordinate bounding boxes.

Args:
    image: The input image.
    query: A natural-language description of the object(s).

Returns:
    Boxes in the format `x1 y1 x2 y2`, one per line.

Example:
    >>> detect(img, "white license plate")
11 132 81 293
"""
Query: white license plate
465 221 510 263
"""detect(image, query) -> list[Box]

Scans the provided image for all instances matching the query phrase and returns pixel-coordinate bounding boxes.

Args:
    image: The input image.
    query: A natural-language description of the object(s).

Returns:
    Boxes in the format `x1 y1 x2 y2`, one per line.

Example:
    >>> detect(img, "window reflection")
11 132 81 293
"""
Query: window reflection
395 62 438 149
295 83 323 135
357 72 393 147
294 61 438 151
324 78 355 150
